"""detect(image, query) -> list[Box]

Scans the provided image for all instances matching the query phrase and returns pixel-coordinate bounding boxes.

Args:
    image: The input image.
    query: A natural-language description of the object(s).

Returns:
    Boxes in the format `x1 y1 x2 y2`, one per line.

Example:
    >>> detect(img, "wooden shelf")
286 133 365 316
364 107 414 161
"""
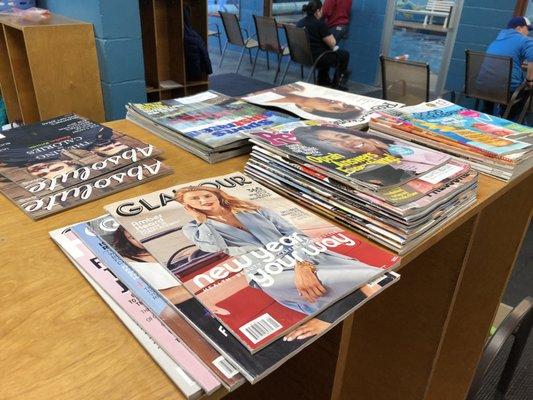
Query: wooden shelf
0 13 105 123
139 0 208 101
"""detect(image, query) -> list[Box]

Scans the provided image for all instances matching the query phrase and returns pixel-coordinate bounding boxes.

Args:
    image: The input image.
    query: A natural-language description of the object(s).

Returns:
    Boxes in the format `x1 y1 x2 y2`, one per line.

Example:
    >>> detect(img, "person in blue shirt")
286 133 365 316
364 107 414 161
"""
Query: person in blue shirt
483 16 533 120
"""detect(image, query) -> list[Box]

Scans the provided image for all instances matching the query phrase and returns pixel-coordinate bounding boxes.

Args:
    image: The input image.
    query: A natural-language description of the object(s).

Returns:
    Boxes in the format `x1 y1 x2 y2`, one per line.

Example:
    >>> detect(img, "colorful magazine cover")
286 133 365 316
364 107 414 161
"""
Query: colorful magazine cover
104 172 400 352
0 114 162 195
129 91 296 149
69 221 245 391
374 99 531 157
71 215 400 384
50 228 214 397
241 81 403 128
244 120 451 193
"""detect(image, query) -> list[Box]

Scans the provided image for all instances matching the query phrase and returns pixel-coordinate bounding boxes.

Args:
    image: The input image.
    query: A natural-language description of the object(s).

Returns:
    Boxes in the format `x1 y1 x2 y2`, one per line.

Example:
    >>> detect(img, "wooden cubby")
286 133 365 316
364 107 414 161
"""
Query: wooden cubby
139 0 209 101
0 14 105 124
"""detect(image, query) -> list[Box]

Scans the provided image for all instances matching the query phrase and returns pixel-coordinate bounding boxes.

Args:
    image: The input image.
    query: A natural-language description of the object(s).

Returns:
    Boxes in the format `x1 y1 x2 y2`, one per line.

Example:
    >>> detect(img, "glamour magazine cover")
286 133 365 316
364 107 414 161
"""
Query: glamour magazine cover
105 172 400 352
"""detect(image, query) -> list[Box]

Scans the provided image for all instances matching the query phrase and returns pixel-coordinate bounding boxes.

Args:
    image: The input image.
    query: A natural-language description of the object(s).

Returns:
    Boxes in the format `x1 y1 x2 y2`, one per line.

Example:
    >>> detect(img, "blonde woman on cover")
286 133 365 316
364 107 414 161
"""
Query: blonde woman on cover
175 186 382 326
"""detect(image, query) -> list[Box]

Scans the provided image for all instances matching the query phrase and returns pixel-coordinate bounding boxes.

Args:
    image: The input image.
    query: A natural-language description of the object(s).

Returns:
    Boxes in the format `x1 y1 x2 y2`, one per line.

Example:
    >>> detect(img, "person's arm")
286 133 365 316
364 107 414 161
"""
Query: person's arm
523 39 533 87
318 19 337 49
527 62 533 87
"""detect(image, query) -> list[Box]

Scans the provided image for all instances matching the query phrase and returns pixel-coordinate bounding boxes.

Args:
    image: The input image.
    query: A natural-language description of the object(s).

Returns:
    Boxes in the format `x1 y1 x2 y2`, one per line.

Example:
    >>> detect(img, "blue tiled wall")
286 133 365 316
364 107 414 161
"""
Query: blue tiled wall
445 0 516 95
39 0 146 120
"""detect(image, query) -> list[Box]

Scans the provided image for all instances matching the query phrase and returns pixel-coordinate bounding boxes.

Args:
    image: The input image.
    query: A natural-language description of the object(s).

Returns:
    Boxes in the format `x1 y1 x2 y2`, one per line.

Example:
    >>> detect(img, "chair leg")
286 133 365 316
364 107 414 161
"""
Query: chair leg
274 54 283 83
280 60 291 85
306 67 315 83
218 42 229 68
300 65 304 79
217 34 222 55
517 93 532 124
251 48 260 76
235 47 246 74
248 47 253 64
266 51 270 70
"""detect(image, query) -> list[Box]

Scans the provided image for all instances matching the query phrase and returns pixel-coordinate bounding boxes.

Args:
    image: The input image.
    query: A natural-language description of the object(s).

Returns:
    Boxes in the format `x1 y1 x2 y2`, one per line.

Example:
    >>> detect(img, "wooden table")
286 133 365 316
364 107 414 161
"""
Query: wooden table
1 120 531 400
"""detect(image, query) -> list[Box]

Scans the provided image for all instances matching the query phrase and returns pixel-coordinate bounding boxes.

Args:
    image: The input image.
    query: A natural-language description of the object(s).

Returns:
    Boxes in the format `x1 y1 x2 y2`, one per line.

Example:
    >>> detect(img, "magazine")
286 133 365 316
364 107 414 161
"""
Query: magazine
244 120 451 194
241 81 403 128
372 99 531 157
70 216 400 383
1 159 172 220
129 91 296 150
104 172 400 352
0 114 162 195
69 221 245 391
50 228 209 398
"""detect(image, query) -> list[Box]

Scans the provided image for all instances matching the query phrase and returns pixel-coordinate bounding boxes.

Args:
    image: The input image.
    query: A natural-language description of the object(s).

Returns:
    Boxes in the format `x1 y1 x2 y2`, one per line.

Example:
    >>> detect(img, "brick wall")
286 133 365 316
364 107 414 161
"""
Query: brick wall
39 0 146 120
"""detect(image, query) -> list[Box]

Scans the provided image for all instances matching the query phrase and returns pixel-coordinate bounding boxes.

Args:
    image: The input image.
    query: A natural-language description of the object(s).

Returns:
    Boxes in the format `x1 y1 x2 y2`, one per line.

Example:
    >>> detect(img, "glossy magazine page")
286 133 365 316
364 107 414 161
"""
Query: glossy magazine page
245 120 452 194
129 91 295 149
67 217 400 383
104 172 400 352
241 81 403 128
0 114 162 195
50 228 205 399
373 99 531 157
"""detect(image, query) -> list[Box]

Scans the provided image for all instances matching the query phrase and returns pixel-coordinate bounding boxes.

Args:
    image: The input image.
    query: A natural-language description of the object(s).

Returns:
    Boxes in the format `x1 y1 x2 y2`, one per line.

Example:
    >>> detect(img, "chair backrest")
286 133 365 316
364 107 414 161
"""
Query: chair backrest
220 11 245 47
283 24 314 67
465 49 512 105
380 55 430 106
426 0 454 12
253 15 282 53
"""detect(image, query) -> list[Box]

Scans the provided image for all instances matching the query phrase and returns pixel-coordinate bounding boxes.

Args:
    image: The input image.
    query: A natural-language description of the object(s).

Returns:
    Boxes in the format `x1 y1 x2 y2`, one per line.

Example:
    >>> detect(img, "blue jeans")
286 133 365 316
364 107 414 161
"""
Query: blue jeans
331 25 349 42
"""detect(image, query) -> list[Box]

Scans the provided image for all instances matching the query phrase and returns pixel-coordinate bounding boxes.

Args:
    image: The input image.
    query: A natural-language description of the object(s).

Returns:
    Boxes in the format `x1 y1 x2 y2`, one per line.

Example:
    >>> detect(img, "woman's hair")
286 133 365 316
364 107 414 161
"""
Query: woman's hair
175 186 260 213
306 105 364 120
292 125 395 154
302 0 322 15
112 225 146 261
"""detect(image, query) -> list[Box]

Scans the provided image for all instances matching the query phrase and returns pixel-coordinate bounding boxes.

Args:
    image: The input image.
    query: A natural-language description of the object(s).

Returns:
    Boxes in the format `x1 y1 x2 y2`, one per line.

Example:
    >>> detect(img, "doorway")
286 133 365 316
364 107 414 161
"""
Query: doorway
380 0 464 96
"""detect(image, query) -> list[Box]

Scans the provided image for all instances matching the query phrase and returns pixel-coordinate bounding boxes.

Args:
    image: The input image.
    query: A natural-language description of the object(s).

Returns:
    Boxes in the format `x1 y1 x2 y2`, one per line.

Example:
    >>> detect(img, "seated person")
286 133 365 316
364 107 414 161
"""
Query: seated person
483 16 533 120
297 0 350 89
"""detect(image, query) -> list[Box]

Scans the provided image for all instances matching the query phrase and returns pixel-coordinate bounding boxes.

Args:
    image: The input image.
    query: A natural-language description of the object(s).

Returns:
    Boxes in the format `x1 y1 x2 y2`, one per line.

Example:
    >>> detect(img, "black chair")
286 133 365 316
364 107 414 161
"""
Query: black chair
251 15 290 83
463 49 530 122
467 297 533 400
280 24 338 85
380 55 430 106
219 11 258 74
208 23 222 54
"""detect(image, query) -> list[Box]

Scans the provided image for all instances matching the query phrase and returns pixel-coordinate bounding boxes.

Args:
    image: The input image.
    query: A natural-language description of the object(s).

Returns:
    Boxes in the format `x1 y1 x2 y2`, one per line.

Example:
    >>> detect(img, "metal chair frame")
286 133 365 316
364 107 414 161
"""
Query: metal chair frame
208 22 223 54
467 297 533 400
280 24 338 85
463 49 530 122
380 54 430 104
251 15 290 83
219 11 258 74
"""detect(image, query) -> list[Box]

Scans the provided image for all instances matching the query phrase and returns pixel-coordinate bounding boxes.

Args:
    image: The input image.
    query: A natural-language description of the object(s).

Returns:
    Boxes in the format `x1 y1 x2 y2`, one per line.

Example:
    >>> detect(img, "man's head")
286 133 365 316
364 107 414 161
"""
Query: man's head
507 16 532 36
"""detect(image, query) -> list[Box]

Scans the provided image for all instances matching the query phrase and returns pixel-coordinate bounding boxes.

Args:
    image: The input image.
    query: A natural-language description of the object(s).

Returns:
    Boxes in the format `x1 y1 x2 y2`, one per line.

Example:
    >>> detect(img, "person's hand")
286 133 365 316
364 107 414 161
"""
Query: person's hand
211 306 231 316
283 318 330 341
294 261 326 303
183 204 206 224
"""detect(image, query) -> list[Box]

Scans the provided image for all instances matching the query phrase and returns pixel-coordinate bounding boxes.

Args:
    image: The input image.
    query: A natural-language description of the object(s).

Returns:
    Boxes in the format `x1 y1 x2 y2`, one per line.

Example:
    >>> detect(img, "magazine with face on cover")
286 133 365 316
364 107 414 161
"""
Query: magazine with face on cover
49 227 213 397
244 120 452 193
0 114 162 195
372 99 532 157
67 216 400 383
0 159 172 220
69 220 245 391
104 172 400 352
128 91 296 149
241 82 403 128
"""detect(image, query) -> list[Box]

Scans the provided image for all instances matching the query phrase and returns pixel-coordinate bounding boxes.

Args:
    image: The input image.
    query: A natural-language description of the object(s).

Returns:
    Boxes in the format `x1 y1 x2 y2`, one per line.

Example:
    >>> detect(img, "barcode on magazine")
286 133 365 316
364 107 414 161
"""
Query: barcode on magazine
239 313 282 344
212 356 239 379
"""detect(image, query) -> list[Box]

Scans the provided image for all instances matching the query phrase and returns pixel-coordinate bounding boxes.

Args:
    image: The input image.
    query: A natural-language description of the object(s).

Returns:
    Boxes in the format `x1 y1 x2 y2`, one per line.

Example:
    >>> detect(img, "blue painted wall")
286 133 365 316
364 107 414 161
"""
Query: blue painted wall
446 0 516 95
39 0 146 120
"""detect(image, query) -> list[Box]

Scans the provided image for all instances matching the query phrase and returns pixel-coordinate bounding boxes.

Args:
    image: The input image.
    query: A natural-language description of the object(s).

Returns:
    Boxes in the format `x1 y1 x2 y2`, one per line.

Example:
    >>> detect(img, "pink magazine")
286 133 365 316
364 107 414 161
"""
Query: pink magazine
50 228 221 395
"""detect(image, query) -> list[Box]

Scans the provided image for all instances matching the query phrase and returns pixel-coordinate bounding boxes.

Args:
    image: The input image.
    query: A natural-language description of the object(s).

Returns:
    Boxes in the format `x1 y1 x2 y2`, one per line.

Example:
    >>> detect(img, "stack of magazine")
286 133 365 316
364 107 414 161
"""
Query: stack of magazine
126 91 296 163
50 172 401 398
242 121 478 254
0 114 172 219
369 99 533 181
241 81 404 129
